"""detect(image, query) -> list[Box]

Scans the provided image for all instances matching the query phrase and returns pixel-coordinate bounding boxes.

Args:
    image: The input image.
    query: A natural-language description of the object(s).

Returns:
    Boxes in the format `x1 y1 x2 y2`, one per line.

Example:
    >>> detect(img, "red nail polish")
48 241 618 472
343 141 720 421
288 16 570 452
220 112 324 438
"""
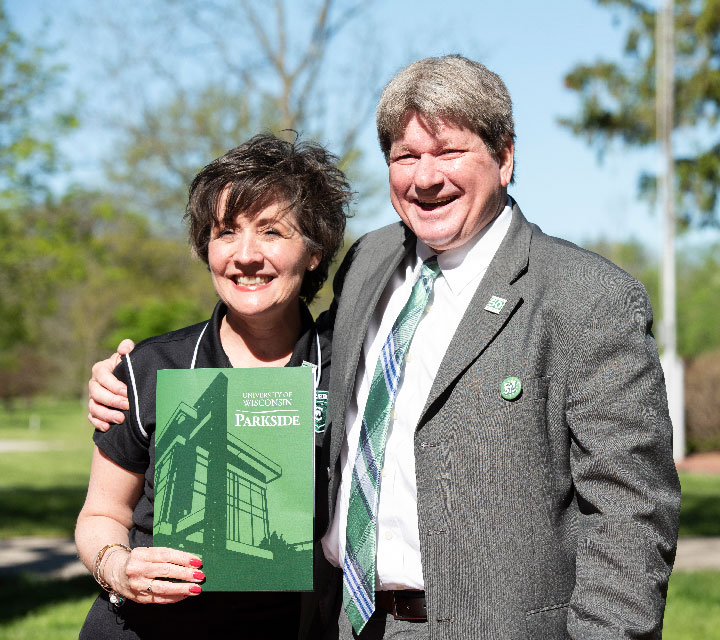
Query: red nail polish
189 585 202 594
193 571 205 580
189 558 202 567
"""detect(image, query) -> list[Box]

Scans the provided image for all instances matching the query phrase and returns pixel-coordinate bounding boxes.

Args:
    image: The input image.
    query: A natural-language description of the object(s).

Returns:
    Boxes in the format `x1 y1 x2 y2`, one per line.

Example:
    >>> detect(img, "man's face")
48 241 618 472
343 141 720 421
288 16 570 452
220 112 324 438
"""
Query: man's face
388 112 514 252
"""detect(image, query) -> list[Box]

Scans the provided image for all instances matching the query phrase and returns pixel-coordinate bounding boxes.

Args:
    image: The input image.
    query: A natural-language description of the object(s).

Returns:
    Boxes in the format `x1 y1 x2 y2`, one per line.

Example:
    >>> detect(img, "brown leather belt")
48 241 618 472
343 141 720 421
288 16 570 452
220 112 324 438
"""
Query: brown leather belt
375 590 427 621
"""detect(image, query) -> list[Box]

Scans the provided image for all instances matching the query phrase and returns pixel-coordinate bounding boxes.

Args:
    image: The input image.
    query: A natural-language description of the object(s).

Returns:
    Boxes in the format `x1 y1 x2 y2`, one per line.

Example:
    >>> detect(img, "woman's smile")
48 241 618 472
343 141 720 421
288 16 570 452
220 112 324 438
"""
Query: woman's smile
232 274 273 290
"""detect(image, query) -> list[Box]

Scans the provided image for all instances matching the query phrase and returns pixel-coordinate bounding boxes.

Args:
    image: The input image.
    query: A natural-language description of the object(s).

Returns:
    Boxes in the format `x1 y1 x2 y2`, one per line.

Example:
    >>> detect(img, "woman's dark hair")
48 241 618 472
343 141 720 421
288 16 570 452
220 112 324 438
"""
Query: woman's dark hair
186 134 353 303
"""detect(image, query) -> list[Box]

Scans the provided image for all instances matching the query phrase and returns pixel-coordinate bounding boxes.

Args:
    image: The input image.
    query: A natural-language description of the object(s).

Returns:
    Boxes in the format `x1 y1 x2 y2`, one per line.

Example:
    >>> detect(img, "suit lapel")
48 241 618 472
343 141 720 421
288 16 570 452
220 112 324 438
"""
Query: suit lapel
329 224 414 468
420 204 533 422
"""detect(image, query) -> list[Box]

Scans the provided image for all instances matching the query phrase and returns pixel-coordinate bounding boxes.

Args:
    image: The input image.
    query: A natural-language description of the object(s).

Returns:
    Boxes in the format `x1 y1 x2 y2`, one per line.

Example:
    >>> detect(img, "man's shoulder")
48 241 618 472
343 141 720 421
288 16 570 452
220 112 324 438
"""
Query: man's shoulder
526 222 649 304
530 222 637 278
354 221 408 251
335 221 408 279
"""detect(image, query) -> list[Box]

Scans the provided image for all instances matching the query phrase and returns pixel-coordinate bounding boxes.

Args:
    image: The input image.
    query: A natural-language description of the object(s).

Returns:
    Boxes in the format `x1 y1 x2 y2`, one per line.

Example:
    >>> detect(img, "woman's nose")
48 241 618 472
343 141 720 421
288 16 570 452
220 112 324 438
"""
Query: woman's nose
233 235 264 264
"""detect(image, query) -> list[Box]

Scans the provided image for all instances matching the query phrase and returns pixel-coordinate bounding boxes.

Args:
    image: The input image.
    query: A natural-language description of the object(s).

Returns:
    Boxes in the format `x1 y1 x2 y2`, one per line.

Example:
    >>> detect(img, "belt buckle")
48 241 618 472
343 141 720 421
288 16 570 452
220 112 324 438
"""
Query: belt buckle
391 590 427 622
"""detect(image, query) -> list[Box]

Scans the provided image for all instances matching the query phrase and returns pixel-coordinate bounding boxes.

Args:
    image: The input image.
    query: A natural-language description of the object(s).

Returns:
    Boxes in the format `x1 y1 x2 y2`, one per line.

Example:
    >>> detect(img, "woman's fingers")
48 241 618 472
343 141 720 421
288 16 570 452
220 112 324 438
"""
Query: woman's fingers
129 576 202 604
129 546 202 569
120 547 205 603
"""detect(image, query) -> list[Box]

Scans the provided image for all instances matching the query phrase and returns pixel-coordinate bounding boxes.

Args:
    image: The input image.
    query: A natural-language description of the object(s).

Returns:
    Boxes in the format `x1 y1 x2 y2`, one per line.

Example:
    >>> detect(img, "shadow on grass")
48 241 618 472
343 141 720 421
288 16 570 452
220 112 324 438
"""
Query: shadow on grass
679 494 720 537
0 574 96 624
0 487 86 537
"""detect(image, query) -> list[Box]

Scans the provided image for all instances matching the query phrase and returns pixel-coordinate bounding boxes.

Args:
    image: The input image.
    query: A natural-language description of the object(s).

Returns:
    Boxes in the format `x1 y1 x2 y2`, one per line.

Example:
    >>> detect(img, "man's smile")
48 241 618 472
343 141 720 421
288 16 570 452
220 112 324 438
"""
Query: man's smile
414 196 459 211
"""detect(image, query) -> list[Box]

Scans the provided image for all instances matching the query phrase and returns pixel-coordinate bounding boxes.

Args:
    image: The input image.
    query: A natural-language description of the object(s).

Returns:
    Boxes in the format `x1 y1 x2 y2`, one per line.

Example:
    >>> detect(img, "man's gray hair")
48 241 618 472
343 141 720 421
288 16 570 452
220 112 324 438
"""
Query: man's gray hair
376 55 515 169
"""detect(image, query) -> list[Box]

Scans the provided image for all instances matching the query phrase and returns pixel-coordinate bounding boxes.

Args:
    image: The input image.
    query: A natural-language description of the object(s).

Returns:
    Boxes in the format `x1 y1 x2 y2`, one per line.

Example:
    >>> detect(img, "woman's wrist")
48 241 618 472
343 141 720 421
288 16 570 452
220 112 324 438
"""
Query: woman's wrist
92 543 131 605
101 546 131 590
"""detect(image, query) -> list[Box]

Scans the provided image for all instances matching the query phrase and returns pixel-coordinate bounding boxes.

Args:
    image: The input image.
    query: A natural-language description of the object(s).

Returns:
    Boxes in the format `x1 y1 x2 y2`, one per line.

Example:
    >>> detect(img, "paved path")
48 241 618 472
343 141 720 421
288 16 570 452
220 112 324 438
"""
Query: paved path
0 536 718 580
0 537 88 579
0 439 69 453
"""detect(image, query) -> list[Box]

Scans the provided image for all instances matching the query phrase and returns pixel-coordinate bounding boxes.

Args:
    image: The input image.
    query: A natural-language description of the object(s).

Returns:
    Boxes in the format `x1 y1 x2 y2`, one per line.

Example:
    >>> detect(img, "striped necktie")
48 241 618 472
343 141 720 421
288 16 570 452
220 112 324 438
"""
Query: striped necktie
343 256 441 633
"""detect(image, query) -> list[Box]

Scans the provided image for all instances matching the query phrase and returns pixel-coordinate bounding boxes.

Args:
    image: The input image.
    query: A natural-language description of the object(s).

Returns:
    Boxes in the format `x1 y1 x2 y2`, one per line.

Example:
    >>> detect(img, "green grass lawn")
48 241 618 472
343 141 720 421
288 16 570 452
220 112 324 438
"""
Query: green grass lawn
0 575 96 640
663 570 720 639
678 472 720 537
0 399 93 538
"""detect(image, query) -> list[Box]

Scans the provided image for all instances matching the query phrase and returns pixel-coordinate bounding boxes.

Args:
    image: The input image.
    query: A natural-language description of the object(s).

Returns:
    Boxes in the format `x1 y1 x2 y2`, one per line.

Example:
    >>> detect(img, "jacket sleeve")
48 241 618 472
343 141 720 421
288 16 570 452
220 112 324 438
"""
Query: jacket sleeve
565 279 680 639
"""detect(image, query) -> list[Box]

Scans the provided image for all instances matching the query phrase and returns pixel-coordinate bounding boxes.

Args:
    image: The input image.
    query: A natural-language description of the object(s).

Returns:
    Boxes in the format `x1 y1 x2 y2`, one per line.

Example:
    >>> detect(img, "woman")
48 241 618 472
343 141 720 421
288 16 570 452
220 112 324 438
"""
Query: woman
76 134 351 639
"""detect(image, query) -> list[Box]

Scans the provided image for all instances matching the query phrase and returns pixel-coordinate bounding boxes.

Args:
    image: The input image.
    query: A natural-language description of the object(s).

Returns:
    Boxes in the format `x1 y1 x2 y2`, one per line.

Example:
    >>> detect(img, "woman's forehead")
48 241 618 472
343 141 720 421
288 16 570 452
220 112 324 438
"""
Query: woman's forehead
215 194 297 226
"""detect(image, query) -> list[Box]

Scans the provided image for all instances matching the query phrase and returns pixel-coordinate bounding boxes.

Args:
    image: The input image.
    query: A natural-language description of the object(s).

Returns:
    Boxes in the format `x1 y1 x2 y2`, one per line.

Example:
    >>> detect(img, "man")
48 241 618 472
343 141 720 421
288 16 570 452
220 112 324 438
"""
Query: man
90 55 680 639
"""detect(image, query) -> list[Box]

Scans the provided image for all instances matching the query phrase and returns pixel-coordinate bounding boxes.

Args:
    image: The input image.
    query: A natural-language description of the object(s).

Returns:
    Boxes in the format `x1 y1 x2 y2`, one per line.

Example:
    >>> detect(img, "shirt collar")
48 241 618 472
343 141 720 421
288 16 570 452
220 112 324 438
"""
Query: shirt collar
415 198 513 296
194 300 317 369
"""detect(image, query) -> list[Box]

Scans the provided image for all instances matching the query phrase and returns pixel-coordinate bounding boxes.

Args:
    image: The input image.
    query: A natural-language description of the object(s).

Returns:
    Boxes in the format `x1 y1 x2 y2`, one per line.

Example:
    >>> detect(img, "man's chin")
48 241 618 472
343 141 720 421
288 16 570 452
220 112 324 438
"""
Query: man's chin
404 222 458 253
418 232 462 253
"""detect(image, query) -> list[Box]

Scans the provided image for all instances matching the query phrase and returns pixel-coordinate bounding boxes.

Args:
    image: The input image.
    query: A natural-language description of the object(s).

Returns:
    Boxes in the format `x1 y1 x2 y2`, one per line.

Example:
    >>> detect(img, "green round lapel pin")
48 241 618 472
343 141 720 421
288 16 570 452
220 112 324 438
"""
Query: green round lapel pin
500 376 522 400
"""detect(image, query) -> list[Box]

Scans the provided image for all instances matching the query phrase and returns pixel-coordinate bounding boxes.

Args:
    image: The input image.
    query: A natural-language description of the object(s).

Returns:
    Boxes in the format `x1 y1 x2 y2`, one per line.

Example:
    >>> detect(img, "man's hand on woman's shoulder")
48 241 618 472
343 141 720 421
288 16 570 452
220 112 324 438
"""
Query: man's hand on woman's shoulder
88 339 135 432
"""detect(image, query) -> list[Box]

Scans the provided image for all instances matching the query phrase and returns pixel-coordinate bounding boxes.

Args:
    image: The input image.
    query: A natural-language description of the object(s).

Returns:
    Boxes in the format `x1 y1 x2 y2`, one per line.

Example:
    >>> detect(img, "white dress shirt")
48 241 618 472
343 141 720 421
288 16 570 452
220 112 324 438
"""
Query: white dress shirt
321 202 513 589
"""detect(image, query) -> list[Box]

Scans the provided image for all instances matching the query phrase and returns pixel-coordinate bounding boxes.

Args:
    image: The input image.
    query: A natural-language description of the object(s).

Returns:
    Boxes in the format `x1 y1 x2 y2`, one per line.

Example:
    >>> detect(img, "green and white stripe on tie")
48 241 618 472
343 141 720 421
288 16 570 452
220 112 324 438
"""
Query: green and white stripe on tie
343 256 441 634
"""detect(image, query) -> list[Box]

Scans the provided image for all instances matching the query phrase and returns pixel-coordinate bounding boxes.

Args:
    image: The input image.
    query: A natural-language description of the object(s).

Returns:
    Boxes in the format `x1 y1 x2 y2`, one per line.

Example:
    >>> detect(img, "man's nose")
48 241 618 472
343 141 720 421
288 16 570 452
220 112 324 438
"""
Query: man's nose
413 154 443 190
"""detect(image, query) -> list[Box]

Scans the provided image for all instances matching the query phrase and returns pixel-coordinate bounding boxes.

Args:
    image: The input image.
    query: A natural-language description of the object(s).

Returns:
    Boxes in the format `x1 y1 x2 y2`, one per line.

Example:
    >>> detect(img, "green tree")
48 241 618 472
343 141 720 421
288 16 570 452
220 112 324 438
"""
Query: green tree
2 188 217 401
561 0 720 229
676 243 720 358
0 1 79 401
0 1 76 209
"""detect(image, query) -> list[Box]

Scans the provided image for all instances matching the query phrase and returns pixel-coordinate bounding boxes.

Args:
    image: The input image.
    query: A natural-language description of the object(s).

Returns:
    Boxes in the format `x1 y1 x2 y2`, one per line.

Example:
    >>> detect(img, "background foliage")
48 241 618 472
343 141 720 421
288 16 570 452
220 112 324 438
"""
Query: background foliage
0 0 718 450
561 0 720 230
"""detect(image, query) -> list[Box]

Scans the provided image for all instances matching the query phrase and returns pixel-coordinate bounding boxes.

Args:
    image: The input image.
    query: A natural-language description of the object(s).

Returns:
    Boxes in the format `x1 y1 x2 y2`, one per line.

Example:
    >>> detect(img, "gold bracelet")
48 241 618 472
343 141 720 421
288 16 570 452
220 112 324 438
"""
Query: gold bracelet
100 545 129 580
92 543 131 606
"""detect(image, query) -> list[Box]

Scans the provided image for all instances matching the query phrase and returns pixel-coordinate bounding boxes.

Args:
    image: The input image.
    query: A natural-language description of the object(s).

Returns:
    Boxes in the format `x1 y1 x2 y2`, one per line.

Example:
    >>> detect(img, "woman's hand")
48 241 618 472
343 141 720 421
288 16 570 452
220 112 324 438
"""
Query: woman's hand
103 546 205 604
88 339 135 432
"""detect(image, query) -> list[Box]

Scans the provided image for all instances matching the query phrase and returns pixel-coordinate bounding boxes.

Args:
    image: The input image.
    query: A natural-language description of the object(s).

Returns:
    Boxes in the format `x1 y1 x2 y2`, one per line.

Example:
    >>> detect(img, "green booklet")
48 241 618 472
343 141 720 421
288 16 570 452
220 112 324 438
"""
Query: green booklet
154 367 315 591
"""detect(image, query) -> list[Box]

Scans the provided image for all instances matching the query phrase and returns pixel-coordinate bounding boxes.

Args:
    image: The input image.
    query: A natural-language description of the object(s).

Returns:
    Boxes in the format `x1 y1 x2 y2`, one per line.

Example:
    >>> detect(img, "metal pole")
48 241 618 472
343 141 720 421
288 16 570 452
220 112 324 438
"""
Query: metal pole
656 0 685 460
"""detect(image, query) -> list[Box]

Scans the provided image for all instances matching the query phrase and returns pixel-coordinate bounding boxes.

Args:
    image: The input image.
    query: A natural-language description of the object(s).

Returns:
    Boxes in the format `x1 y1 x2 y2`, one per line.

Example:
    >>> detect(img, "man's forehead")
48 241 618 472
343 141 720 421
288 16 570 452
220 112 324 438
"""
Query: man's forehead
390 113 478 147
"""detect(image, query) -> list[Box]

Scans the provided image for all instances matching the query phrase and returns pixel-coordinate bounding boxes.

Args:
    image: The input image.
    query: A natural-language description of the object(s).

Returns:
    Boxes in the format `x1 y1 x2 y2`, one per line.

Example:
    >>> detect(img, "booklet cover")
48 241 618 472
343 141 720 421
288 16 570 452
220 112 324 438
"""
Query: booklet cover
154 367 315 591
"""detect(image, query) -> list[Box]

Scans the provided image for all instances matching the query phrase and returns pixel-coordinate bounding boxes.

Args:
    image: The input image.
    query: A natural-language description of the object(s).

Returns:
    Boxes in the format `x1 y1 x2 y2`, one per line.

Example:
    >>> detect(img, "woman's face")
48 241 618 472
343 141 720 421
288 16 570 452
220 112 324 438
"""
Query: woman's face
208 199 320 324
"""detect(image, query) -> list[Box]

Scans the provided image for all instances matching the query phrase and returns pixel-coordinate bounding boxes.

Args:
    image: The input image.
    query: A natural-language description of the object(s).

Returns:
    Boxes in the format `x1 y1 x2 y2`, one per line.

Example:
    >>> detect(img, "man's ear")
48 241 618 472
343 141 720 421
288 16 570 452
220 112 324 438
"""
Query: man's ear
498 138 514 187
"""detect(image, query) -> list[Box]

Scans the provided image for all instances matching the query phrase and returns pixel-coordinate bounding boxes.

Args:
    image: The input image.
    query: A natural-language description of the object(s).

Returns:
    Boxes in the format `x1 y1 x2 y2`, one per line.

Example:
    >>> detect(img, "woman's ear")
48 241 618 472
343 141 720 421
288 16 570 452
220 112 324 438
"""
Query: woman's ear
308 253 321 271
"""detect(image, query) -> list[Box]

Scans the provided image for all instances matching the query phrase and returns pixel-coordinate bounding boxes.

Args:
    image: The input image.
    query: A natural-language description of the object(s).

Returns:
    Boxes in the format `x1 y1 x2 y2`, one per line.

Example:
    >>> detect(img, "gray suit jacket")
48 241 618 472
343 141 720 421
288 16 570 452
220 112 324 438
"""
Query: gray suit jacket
321 202 680 639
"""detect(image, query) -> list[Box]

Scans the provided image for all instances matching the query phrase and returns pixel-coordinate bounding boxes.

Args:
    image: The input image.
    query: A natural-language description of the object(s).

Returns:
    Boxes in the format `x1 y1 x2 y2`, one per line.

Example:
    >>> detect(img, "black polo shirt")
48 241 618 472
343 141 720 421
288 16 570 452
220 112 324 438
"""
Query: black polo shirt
94 300 332 549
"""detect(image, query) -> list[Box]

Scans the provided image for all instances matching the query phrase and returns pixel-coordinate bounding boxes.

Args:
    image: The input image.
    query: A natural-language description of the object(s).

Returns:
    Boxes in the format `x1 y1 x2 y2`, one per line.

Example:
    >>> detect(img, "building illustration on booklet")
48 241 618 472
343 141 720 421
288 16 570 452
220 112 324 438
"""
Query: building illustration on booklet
154 367 315 591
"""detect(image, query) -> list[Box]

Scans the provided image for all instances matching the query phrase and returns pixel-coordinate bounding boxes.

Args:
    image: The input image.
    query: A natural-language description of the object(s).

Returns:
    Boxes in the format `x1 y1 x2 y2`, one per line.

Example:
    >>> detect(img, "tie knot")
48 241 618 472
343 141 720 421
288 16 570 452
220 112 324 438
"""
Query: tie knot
422 256 441 281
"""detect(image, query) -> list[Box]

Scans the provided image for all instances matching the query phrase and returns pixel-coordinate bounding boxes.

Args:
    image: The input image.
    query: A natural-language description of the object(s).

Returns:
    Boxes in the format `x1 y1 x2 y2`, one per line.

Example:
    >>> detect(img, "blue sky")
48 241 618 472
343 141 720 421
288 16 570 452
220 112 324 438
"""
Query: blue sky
8 0 718 251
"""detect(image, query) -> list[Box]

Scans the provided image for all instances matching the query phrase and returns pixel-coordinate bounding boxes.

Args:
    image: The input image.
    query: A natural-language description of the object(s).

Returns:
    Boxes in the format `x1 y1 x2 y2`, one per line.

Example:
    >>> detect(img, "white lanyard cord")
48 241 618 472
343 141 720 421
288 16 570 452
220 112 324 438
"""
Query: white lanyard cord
190 322 210 370
191 321 321 384
314 330 322 387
